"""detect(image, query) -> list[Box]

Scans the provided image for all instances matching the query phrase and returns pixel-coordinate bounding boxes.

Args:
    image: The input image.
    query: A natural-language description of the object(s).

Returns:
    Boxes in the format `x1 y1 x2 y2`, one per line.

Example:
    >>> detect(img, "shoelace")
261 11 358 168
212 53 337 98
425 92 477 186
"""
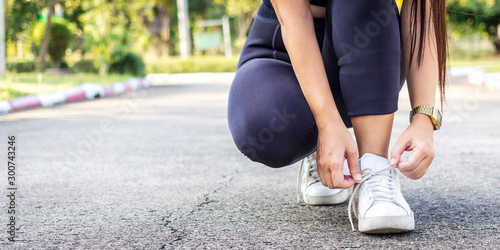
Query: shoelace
347 165 397 231
296 153 320 202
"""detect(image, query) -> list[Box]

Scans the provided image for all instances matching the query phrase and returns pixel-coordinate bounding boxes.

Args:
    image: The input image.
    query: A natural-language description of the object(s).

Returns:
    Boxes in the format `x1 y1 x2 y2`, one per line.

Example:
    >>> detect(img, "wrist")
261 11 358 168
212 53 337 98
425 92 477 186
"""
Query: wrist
316 115 345 131
410 113 435 132
409 105 442 130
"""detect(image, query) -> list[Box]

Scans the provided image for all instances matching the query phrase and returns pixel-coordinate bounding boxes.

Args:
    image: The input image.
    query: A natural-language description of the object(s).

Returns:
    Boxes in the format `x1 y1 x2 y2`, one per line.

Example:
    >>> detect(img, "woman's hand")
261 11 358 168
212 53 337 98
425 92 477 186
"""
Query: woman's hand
316 122 361 189
390 114 435 179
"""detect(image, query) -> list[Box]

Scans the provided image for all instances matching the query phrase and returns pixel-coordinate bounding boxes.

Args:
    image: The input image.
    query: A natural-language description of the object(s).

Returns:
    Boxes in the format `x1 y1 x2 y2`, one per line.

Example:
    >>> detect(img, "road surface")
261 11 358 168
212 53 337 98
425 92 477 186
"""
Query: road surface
0 82 498 248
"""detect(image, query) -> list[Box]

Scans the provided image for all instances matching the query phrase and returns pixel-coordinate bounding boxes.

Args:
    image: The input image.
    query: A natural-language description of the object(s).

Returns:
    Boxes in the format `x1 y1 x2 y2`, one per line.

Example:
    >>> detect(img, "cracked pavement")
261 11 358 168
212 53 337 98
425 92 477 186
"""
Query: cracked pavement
0 82 499 249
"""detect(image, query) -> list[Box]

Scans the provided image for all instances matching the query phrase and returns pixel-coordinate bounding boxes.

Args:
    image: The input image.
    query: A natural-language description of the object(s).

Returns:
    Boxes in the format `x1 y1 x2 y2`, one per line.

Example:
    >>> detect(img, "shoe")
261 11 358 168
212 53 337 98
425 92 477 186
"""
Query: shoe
348 153 414 234
297 152 348 205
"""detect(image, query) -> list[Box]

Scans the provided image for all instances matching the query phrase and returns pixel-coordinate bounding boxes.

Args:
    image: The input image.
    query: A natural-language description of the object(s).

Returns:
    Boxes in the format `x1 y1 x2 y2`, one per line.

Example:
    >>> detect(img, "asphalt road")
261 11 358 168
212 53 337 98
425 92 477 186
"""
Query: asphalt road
0 82 499 249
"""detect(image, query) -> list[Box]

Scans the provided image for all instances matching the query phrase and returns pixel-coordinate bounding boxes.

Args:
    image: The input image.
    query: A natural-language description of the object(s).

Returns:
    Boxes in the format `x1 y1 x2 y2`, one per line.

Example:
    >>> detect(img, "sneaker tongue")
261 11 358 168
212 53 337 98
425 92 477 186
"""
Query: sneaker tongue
359 153 390 172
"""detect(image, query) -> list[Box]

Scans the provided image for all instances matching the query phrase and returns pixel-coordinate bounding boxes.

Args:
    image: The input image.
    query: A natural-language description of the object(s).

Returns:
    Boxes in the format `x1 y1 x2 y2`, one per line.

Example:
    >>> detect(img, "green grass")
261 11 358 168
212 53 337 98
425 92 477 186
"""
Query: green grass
449 58 500 73
145 53 500 74
2 53 499 101
0 73 133 100
145 55 239 74
449 52 500 73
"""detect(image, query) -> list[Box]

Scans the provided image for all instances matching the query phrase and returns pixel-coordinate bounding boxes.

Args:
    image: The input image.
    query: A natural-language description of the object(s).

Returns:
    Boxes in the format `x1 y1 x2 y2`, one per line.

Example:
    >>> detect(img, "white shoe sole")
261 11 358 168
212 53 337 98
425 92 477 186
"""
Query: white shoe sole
358 214 415 234
305 189 348 205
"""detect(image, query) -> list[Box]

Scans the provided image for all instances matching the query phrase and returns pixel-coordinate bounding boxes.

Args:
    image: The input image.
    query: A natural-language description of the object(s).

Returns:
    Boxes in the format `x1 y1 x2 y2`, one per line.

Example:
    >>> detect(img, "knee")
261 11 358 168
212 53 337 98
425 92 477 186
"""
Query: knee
229 105 314 168
227 59 317 168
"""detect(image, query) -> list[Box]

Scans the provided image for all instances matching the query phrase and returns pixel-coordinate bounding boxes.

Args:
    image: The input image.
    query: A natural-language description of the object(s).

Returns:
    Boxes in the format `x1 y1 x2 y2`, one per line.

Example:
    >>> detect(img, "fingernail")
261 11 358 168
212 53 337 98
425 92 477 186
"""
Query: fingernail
390 158 397 166
355 173 362 181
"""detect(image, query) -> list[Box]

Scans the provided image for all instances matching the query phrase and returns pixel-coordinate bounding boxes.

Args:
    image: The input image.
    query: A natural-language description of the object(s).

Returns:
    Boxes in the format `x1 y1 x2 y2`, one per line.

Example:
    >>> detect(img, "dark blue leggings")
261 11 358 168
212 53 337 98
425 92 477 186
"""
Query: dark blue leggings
228 0 404 168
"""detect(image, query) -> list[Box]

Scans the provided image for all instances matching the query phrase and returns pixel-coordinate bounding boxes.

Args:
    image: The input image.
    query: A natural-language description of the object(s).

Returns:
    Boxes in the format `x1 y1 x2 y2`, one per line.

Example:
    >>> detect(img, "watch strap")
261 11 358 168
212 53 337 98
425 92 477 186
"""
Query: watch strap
409 105 442 130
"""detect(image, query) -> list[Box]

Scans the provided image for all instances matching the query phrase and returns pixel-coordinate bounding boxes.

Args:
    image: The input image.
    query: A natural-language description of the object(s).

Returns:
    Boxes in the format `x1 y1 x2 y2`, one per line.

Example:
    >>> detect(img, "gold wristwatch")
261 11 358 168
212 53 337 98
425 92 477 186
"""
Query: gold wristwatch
409 105 442 130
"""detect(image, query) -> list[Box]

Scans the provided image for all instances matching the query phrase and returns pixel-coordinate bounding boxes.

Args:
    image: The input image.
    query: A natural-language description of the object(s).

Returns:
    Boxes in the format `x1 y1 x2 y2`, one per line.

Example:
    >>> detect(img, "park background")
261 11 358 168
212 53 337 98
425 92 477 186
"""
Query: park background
0 1 499 248
1 0 500 102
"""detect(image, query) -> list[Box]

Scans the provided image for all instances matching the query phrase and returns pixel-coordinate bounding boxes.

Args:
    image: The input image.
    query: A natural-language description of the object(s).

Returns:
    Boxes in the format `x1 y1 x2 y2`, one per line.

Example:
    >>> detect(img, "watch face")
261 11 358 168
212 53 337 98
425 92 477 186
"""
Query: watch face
433 109 442 130
430 108 442 130
435 109 442 124
431 117 441 130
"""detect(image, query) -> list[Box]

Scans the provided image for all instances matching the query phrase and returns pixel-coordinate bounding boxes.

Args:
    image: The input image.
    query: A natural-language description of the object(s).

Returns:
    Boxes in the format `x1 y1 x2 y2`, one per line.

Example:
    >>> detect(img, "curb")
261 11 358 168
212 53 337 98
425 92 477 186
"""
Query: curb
0 78 151 114
2 69 498 115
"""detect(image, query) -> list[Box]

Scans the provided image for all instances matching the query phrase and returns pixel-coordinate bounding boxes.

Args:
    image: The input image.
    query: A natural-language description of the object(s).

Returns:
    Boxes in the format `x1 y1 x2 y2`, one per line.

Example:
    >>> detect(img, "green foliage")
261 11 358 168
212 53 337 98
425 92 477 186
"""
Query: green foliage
145 56 238 74
214 0 260 17
5 0 39 42
448 0 500 51
72 59 99 73
5 60 71 73
6 0 262 65
213 0 260 48
60 61 70 70
33 19 73 68
6 61 37 73
109 52 146 76
78 0 152 72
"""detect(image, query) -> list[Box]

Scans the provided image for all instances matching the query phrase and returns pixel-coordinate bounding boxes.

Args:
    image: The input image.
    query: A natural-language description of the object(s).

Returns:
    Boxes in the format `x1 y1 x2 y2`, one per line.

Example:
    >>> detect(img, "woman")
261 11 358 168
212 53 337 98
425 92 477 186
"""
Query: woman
227 0 446 234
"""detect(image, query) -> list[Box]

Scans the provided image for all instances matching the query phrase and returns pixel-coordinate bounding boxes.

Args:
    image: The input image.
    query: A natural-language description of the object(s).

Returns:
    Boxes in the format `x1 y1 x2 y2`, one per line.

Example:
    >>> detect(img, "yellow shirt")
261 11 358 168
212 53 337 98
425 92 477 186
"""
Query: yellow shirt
396 0 403 13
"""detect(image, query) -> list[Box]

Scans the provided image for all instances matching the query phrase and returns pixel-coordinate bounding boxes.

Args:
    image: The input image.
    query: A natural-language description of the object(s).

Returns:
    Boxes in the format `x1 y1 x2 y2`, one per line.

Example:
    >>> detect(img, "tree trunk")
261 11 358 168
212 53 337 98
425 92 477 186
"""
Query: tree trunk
494 41 500 54
495 24 500 54
237 13 250 41
162 15 170 57
155 35 162 57
39 0 56 72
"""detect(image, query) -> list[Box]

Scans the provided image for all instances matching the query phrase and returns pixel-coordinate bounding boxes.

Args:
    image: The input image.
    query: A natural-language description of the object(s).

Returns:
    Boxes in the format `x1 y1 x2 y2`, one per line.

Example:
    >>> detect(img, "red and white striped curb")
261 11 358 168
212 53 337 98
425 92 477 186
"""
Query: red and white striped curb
9 95 41 111
0 78 151 114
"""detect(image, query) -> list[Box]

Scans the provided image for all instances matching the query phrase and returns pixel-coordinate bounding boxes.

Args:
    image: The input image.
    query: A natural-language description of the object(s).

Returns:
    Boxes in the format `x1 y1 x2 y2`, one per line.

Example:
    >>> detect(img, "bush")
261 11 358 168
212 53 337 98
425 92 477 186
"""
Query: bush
72 59 98 73
6 61 37 73
5 60 71 73
60 61 69 69
109 52 145 76
145 56 238 74
33 19 72 68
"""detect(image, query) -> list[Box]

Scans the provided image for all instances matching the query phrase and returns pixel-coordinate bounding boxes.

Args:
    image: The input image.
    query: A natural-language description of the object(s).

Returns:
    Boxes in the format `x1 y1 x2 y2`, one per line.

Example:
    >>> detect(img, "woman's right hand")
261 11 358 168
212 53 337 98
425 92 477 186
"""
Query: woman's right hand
316 122 361 189
271 0 360 185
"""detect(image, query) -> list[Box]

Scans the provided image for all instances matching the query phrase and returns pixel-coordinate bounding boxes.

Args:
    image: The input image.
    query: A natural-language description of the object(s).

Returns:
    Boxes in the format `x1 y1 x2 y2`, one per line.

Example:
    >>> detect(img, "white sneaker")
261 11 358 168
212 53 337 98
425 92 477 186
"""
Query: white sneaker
297 152 348 205
348 153 414 233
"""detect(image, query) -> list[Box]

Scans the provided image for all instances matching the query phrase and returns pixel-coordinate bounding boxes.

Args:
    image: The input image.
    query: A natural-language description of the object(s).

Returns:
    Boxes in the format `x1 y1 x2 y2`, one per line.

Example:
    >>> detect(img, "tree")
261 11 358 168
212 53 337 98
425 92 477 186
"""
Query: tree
78 0 151 73
39 0 56 72
5 0 39 43
142 3 171 57
214 0 260 48
34 19 72 68
63 0 89 57
448 0 500 53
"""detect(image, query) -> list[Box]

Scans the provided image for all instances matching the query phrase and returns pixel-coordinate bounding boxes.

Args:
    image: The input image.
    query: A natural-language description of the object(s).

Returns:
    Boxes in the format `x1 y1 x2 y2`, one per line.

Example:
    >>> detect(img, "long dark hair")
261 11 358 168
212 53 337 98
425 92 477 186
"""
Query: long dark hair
408 0 447 103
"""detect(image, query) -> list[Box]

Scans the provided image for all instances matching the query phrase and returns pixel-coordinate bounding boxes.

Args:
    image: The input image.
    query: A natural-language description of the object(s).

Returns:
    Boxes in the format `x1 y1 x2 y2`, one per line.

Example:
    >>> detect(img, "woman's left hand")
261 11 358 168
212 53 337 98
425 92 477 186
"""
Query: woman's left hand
390 114 435 179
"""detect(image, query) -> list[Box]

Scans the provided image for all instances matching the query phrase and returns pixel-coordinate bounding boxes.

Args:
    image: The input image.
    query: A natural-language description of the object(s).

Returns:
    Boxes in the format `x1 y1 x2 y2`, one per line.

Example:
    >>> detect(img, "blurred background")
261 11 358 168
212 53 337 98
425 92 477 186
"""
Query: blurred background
0 0 499 101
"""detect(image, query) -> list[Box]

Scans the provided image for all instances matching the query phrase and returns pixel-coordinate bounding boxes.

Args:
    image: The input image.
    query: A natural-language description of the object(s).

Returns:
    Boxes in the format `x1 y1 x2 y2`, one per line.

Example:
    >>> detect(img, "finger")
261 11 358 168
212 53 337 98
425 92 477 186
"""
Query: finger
317 161 333 188
330 159 352 189
341 174 355 188
324 170 335 188
407 152 433 179
390 137 411 166
346 148 361 182
411 155 432 179
398 149 425 178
